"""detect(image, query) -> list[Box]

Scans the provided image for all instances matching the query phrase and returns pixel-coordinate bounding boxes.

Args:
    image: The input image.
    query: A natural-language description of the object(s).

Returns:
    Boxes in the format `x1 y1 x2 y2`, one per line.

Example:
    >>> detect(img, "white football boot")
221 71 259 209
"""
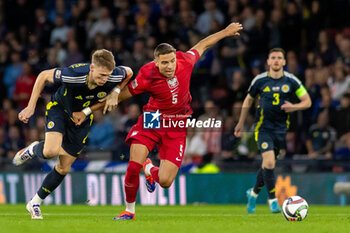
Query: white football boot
12 141 39 166
26 201 43 219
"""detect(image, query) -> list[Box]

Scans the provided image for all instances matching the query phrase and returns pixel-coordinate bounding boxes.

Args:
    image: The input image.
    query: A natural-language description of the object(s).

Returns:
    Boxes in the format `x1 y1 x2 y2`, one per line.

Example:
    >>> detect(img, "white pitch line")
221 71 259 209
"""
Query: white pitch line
0 213 349 217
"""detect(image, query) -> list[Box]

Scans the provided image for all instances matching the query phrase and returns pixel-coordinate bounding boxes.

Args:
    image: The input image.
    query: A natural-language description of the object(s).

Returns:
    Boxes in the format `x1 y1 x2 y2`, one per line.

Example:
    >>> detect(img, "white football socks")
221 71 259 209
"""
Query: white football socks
250 189 258 198
268 198 277 204
144 163 154 176
125 201 135 214
31 193 43 205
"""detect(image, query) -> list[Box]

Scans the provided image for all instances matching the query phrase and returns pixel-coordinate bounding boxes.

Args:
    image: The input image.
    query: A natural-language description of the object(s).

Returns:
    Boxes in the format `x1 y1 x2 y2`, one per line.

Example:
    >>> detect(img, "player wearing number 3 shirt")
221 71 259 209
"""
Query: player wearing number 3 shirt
234 48 312 214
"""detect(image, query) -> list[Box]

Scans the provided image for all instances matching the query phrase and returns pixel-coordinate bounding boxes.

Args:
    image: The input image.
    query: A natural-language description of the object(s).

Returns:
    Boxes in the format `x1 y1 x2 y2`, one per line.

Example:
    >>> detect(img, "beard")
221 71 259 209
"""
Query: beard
271 64 282 72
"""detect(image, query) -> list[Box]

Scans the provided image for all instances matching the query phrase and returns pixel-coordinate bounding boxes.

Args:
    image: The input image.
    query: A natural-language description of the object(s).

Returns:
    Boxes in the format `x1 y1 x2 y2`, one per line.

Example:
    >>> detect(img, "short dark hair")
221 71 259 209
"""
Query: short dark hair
154 43 176 58
268 48 286 58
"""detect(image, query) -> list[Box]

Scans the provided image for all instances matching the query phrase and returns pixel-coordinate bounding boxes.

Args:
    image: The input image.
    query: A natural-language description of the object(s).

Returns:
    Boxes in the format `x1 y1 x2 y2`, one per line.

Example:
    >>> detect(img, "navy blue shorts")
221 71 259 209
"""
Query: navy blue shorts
255 131 286 158
45 101 93 156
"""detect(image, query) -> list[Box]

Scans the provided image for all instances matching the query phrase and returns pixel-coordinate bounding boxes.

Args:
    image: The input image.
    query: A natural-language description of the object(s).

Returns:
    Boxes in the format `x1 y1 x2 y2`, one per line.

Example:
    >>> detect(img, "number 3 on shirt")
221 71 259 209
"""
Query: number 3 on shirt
272 93 279 105
172 94 178 104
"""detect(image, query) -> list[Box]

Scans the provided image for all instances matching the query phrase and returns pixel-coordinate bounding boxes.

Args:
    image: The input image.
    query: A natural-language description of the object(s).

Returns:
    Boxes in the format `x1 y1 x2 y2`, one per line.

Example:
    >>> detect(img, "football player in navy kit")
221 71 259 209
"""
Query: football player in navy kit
235 48 311 214
13 49 133 219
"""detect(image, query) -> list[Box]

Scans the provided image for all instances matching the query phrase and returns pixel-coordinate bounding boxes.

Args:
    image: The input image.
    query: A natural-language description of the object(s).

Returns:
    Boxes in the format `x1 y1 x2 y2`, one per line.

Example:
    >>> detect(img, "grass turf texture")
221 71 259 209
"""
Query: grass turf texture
1 204 349 233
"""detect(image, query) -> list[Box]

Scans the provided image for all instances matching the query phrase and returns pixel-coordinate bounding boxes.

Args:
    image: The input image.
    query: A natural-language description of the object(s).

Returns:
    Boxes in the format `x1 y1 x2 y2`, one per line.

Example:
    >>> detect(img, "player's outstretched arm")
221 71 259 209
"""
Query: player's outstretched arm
234 94 254 138
118 86 133 103
18 69 55 123
102 66 133 114
191 22 243 56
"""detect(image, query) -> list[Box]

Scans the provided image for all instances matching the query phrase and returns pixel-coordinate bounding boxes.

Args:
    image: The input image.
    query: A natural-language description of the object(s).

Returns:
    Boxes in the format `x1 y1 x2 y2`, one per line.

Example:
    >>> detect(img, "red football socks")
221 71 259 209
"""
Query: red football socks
150 166 160 183
124 161 142 203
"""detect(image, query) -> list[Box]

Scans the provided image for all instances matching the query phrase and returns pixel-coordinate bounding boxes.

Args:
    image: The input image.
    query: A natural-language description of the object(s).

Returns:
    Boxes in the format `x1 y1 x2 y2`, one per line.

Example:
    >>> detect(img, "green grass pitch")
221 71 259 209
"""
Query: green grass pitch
1 204 349 233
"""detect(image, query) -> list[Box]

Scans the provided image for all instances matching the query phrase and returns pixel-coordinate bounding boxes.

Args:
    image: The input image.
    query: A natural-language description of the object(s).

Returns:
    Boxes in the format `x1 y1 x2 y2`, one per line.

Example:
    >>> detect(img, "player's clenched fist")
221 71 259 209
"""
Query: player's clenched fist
72 112 86 126
18 107 35 124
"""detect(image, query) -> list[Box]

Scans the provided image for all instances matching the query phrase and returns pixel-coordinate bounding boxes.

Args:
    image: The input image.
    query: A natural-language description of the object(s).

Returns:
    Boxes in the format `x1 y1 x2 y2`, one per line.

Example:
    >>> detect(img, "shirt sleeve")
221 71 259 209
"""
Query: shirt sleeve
127 68 148 95
182 49 200 66
53 68 64 84
295 84 307 98
290 74 308 98
109 66 127 82
248 78 260 98
53 67 86 85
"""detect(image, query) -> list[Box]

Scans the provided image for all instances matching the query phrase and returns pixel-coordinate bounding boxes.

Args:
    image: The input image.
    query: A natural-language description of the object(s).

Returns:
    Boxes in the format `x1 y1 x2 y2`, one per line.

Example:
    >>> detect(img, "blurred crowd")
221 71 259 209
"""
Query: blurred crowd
0 0 350 171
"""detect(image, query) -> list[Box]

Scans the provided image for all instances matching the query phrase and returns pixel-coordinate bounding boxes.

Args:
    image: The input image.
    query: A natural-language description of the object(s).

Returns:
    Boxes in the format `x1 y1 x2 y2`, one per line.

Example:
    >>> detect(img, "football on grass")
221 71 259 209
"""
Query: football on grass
282 196 309 221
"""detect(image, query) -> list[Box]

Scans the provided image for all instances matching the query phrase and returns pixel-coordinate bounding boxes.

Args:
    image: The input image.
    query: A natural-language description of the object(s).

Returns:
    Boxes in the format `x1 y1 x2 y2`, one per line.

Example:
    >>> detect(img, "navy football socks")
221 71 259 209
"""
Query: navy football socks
262 168 276 199
253 168 264 194
33 141 46 159
37 167 66 199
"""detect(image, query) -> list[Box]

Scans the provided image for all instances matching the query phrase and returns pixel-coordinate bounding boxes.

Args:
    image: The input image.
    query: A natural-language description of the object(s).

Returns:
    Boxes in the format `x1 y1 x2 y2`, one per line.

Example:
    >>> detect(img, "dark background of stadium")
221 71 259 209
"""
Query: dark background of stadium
0 0 350 173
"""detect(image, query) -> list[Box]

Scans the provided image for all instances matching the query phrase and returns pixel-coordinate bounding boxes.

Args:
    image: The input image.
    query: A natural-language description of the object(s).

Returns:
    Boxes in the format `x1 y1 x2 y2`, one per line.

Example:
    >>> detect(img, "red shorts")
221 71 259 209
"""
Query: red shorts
125 115 187 168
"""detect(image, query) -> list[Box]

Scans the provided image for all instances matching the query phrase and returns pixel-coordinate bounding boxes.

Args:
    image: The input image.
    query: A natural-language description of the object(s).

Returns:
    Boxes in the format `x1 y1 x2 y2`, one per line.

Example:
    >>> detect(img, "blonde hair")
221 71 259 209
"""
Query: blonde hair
91 49 116 71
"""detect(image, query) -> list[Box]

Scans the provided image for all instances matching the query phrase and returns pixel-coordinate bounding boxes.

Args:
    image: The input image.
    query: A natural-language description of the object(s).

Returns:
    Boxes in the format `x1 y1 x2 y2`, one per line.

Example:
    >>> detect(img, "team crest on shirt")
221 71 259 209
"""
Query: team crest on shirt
282 85 290 93
261 142 268 149
97 92 107 98
47 121 55 129
167 76 179 89
55 70 61 79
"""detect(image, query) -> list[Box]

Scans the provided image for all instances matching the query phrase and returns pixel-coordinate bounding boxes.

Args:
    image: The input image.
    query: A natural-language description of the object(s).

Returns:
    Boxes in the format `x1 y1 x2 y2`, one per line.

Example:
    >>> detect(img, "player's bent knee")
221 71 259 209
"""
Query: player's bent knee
55 165 71 175
159 178 173 188
43 147 60 159
263 161 275 169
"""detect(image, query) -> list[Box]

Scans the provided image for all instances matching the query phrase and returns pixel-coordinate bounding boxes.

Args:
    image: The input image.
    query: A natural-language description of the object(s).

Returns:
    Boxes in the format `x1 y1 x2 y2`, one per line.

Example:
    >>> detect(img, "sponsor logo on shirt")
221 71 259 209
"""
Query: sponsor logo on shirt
131 131 139 137
263 86 271 92
176 144 184 161
85 95 94 99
